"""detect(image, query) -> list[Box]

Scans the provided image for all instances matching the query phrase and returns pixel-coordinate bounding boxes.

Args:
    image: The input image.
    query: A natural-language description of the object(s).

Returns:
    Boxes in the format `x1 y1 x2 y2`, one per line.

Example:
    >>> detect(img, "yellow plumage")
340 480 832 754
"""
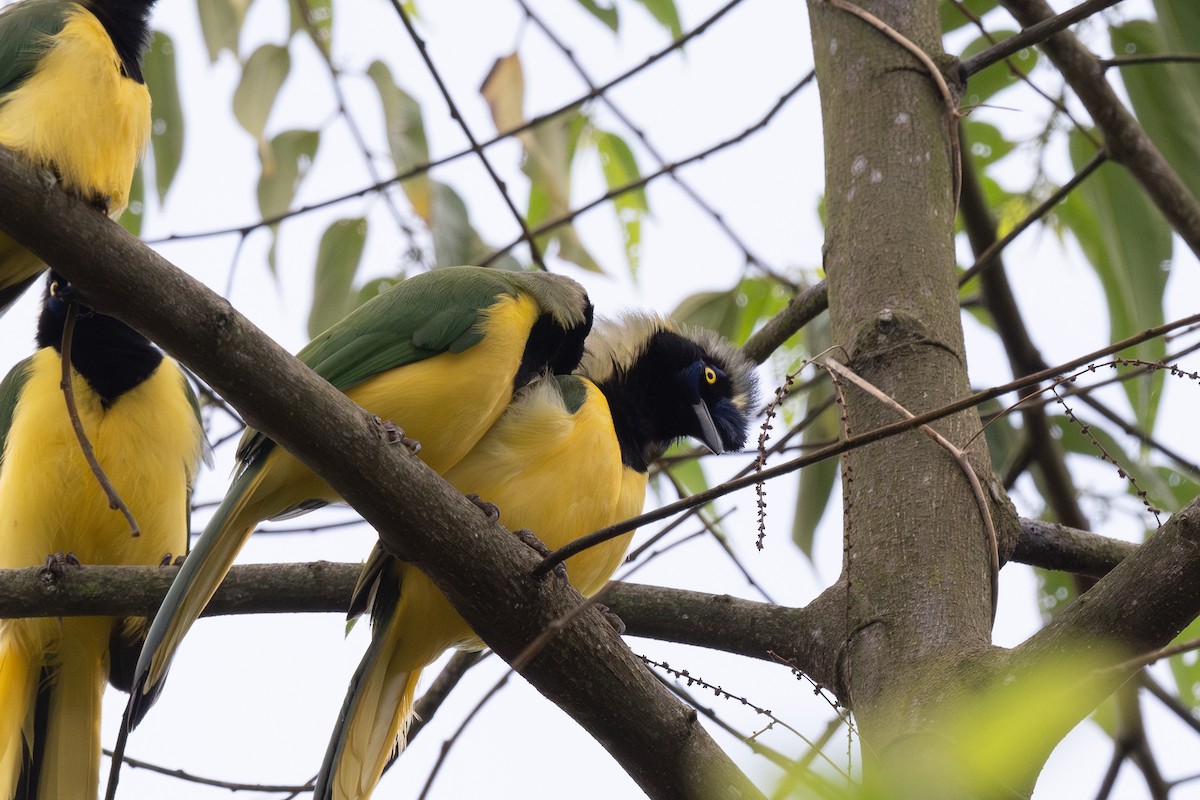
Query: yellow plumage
0 4 151 303
138 291 553 692
322 376 644 800
0 347 201 798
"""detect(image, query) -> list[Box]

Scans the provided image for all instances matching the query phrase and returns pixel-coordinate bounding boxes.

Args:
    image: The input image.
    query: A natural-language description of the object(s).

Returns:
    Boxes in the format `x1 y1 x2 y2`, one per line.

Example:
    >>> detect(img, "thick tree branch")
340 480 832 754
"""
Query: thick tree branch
1000 0 1200 260
0 146 763 800
1011 519 1135 578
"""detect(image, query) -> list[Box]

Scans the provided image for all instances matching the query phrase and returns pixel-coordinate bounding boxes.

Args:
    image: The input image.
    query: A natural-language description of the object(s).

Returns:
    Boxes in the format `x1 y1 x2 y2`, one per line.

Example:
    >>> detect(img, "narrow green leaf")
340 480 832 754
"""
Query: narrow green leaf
1059 130 1171 435
289 0 333 55
120 162 145 237
595 130 648 274
308 218 369 338
428 182 519 271
672 277 790 345
143 31 184 204
961 31 1039 107
1152 0 1200 54
792 398 839 557
575 0 619 32
632 0 681 39
962 120 1015 169
256 129 320 221
367 60 432 223
233 43 291 140
1111 20 1200 205
1168 615 1200 712
196 0 247 62
940 0 999 33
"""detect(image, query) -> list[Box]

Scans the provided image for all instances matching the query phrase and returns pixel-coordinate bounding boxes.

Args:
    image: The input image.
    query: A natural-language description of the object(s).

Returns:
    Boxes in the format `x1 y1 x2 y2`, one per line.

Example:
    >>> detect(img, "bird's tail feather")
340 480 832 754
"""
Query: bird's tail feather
131 461 270 726
1 619 109 799
0 631 37 796
315 581 421 800
37 620 108 800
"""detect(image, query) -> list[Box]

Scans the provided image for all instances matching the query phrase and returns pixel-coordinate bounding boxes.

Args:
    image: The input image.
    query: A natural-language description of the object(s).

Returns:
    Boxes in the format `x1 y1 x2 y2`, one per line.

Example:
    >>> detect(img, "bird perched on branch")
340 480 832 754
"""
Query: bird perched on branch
131 266 593 726
0 273 203 799
314 313 757 800
0 0 157 316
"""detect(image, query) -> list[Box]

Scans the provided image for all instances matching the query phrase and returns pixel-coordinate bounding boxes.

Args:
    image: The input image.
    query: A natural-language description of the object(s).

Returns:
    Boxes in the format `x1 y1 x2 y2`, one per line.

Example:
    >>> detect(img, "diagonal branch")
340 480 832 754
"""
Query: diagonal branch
0 144 763 800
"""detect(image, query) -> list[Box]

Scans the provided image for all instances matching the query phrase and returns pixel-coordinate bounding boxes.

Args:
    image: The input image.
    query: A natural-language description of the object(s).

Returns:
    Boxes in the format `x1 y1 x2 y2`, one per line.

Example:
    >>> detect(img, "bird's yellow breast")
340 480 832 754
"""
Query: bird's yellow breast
0 6 151 215
0 348 202 571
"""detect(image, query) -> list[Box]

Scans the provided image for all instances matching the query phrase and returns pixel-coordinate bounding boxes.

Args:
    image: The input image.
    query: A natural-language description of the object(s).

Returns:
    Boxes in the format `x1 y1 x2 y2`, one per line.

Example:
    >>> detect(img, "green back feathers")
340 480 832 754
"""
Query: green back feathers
0 1 71 98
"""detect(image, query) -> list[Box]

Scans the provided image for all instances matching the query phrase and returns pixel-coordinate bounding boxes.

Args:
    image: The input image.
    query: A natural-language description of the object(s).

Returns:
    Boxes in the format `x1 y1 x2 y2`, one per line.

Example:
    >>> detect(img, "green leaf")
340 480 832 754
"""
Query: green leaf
976 398 1021 477
940 0 999 33
233 43 291 140
961 120 1014 169
308 218 369 338
632 0 681 39
575 0 619 32
1167 615 1200 713
1035 566 1077 623
256 129 320 221
196 0 248 62
143 31 184 204
672 277 790 345
1058 130 1171 435
595 130 648 274
120 162 145 237
1110 20 1200 206
428 182 520 271
289 0 333 55
368 60 432 222
792 398 839 558
1152 0 1200 54
961 31 1039 107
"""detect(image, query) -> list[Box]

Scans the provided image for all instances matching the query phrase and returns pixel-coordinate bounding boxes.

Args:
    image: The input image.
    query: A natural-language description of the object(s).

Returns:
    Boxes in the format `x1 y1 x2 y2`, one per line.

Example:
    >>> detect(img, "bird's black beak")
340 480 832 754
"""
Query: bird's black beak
692 400 725 454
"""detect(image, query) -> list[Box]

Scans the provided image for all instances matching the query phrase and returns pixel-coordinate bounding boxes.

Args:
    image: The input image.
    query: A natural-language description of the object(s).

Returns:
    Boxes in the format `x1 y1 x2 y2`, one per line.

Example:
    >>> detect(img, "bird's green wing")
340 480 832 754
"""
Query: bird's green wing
235 266 587 466
0 1 71 98
0 355 34 470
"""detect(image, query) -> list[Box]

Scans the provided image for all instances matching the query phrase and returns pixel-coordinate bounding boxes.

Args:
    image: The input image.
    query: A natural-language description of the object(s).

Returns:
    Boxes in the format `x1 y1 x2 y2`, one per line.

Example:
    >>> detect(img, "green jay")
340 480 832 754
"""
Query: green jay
130 266 594 725
0 0 156 315
0 273 203 799
315 313 758 800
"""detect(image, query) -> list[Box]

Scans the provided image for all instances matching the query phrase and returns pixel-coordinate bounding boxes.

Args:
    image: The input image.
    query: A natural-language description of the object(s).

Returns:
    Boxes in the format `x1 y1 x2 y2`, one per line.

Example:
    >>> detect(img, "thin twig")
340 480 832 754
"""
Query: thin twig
1101 53 1200 70
1104 636 1200 675
102 747 311 793
148 0 746 247
482 72 815 267
416 669 512 800
514 0 799 289
824 359 999 619
59 300 140 537
958 149 1108 287
534 311 1200 576
960 0 1123 77
390 1 546 269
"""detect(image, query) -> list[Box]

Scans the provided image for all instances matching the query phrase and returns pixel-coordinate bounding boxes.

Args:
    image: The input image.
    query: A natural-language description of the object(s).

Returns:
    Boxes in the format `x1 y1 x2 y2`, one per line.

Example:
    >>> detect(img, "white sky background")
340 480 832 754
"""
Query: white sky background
2 0 1200 797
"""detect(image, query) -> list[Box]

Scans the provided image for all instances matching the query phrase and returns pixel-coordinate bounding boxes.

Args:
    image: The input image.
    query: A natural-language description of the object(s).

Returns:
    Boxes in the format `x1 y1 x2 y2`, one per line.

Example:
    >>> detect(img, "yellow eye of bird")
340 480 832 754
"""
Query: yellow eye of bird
704 366 717 385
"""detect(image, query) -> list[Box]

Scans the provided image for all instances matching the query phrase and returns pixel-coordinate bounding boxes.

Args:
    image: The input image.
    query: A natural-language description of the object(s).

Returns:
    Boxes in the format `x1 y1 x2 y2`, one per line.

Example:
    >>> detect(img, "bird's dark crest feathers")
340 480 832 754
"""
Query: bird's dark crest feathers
581 314 758 472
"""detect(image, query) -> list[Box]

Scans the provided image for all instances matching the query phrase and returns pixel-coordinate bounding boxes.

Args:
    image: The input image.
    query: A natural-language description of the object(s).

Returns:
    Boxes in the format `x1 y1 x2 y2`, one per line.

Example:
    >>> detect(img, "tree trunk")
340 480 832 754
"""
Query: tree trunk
806 0 1020 794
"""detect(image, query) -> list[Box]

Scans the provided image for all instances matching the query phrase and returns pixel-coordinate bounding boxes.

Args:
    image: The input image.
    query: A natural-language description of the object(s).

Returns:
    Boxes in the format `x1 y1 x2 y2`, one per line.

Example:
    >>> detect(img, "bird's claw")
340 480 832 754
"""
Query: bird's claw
375 417 421 455
159 552 185 567
466 493 500 523
39 552 81 584
512 529 568 586
594 602 626 635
